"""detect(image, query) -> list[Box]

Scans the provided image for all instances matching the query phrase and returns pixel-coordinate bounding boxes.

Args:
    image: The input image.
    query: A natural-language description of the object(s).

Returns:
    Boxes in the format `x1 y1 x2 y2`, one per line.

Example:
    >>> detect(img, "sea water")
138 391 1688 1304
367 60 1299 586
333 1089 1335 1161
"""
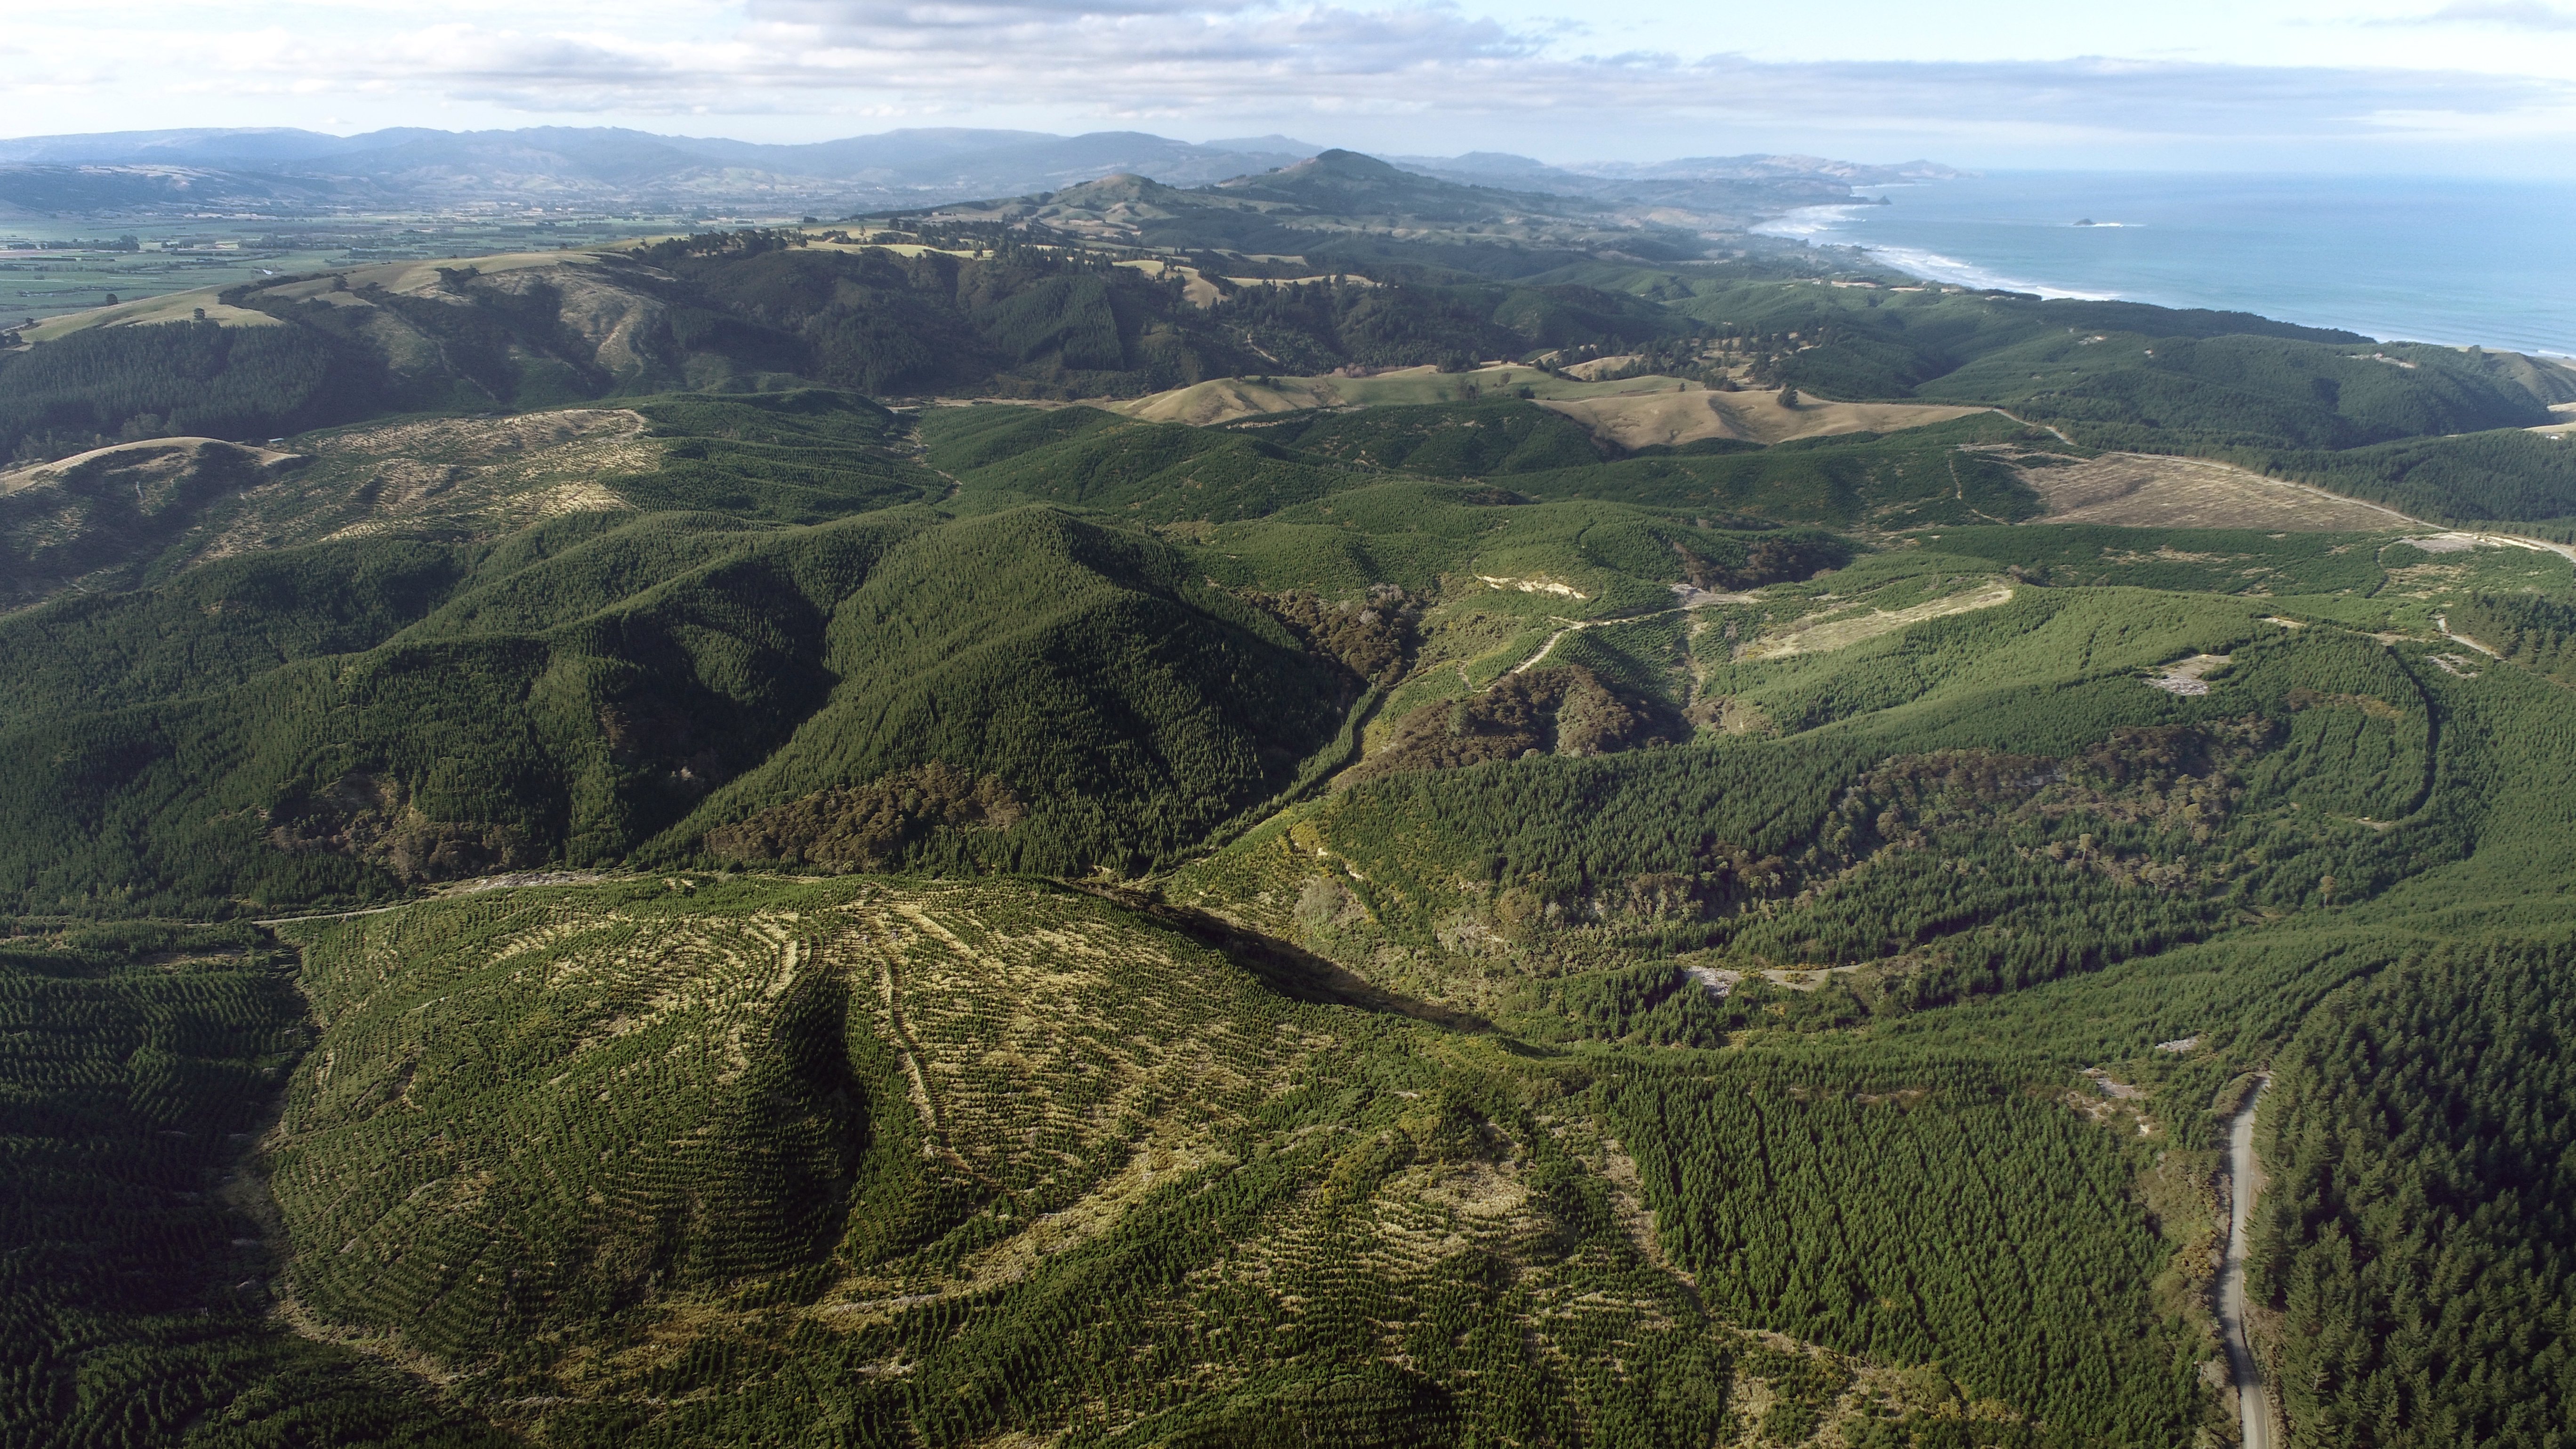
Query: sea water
1756 171 2576 358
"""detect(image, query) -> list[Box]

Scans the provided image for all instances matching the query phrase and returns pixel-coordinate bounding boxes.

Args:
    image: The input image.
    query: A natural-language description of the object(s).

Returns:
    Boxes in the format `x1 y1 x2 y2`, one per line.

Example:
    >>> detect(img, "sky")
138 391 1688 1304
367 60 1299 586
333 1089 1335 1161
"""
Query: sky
8 0 2576 170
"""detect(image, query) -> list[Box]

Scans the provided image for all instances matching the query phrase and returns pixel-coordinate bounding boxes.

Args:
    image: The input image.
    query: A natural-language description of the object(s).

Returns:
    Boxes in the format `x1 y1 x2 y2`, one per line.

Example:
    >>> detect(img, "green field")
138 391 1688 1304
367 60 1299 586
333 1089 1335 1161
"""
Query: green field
0 214 694 331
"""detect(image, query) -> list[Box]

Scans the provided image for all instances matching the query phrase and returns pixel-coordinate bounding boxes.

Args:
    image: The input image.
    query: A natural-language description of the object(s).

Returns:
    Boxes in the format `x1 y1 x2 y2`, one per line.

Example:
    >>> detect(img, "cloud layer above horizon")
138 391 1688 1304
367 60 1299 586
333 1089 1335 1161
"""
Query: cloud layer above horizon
11 0 2576 169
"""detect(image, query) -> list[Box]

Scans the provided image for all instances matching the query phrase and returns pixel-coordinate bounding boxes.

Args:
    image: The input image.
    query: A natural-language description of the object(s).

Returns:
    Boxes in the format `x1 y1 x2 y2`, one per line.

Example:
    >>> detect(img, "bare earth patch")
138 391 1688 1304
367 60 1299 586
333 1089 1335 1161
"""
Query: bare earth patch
2018 452 2417 531
1110 368 1980 444
1737 581 2016 661
0 436 300 498
2146 653 2232 696
1538 390 1982 449
2410 530 2576 565
1557 354 1645 381
1105 364 1579 427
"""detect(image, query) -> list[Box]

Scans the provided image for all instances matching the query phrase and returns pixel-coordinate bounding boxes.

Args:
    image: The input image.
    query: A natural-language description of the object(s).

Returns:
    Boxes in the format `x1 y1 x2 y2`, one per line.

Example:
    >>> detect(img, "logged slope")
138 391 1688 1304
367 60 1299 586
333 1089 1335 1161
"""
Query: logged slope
17 233 2576 1449
262 875 2206 1448
0 438 304 606
0 921 505 1448
0 389 937 611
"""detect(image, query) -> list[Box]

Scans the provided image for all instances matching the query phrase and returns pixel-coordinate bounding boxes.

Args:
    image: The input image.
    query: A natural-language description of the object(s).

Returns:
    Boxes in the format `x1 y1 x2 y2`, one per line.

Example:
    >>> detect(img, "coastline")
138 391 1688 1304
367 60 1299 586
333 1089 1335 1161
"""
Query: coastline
1759 172 2576 359
1755 203 2119 300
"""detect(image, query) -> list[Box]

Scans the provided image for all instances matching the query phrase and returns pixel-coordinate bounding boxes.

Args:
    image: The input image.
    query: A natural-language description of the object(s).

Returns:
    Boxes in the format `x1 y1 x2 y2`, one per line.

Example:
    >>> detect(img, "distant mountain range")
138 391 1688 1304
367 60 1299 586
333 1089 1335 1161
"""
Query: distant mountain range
1391 149 1956 189
0 125 1954 221
929 150 1781 264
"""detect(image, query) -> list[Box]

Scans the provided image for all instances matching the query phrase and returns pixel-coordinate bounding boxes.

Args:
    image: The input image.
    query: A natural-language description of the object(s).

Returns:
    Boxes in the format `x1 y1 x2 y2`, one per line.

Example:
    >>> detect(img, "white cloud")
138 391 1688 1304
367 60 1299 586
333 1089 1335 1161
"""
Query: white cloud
8 0 2576 165
183 6 2571 148
751 0 1280 26
2377 1 2576 28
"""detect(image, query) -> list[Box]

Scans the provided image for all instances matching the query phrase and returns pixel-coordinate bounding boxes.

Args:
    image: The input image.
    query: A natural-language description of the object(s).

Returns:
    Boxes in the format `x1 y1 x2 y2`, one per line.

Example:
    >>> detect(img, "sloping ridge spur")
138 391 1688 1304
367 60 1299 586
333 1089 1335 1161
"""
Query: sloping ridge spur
0 435 302 497
1734 581 2017 662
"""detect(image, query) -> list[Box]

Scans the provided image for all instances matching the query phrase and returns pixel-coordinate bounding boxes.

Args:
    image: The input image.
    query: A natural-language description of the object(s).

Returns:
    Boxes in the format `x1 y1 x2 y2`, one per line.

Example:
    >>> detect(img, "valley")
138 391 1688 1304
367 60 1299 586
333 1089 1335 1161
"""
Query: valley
4 159 2575 1449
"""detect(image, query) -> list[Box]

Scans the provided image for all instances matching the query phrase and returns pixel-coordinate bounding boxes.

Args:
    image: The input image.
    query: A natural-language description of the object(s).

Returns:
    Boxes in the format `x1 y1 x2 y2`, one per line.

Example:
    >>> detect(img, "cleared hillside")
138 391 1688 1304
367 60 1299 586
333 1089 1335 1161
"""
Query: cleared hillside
261 875 2207 1448
9 209 2576 1449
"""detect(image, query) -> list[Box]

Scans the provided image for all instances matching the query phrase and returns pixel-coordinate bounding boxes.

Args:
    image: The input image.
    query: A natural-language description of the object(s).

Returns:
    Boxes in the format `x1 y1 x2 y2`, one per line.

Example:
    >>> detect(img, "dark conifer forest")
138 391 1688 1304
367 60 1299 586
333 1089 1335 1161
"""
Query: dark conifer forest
4 200 2574 1449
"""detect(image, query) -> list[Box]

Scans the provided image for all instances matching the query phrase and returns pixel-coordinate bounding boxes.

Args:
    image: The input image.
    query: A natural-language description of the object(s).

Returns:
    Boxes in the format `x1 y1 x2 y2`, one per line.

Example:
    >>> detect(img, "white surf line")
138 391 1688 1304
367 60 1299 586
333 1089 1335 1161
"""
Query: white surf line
2221 1077 2278 1449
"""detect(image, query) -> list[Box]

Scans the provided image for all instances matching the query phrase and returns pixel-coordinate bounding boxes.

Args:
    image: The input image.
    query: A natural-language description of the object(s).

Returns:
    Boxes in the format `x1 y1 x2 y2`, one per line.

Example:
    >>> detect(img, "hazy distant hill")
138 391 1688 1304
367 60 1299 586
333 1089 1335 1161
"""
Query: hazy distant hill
0 163 344 216
0 127 1313 217
1387 150 1963 215
10 184 2576 1449
926 149 1735 265
0 124 1928 221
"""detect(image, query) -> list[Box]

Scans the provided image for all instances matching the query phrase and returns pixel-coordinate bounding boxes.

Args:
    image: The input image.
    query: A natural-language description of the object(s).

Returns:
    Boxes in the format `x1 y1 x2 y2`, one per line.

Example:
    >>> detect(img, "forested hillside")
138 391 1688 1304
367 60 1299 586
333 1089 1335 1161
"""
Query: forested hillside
1544 265 2576 520
14 210 2576 534
2 229 1704 464
8 201 2576 1449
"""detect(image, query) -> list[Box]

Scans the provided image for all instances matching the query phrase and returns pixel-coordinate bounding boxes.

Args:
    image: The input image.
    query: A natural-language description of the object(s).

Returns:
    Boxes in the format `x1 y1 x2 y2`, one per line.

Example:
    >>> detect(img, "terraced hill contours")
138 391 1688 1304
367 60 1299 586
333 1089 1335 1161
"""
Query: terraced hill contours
12 225 2576 1449
0 920 513 1447
263 875 2210 1447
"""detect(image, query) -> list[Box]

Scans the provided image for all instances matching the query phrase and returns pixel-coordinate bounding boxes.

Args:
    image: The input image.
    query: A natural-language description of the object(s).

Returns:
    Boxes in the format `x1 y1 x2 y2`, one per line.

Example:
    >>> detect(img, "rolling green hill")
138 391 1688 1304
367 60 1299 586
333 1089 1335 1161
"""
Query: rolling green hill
1547 268 2576 521
1236 397 1613 476
922 404 1373 522
15 226 2576 539
1503 413 2055 528
1912 333 2552 450
931 148 1718 265
10 216 2576 1449
1 388 936 609
250 875 2211 1449
0 502 1362 916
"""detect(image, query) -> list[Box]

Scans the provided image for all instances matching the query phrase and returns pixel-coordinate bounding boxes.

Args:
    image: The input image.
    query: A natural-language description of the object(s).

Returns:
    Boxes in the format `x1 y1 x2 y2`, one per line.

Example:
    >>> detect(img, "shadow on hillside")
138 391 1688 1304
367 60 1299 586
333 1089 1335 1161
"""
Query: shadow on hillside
1073 883 1493 1033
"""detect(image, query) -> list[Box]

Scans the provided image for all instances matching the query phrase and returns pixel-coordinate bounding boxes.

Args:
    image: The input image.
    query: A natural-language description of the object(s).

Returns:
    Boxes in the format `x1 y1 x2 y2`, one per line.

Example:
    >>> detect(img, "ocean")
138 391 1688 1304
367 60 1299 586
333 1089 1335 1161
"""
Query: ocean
1754 171 2576 358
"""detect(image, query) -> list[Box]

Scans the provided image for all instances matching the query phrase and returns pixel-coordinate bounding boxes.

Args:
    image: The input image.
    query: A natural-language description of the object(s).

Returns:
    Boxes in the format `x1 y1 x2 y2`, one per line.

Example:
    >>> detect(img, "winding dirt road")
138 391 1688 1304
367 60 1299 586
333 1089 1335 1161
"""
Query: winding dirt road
2221 1077 2277 1449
